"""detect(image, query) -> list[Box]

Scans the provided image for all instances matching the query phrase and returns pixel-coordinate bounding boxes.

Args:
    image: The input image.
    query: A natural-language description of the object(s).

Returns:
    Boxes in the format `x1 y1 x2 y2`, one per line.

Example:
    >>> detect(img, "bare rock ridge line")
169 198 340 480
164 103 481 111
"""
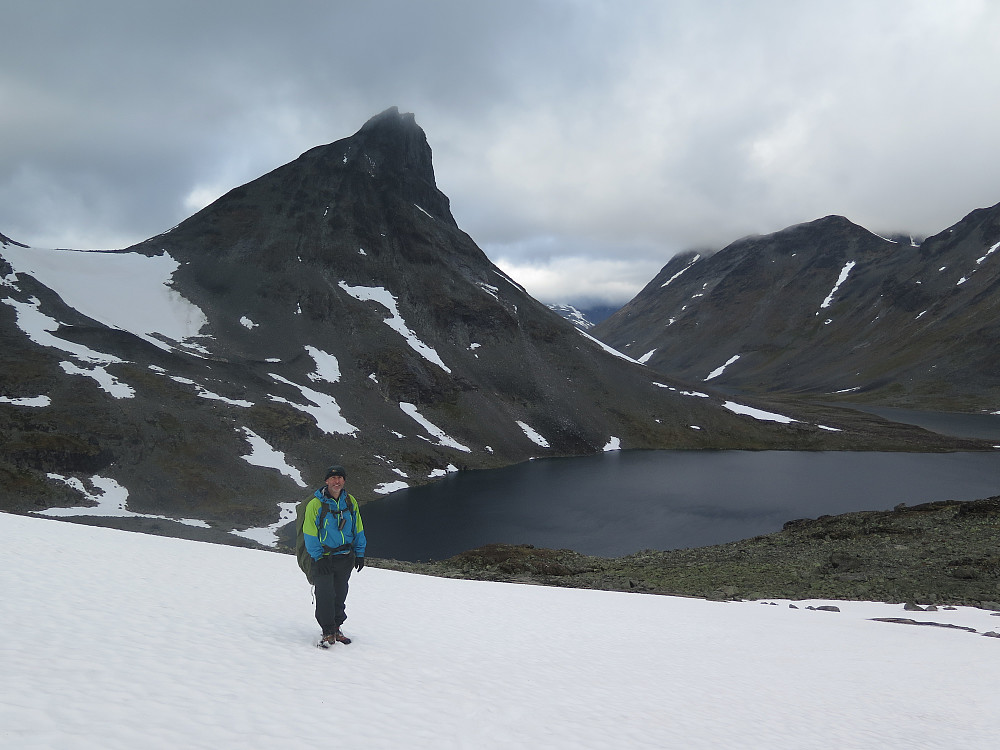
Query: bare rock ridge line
594 208 1000 412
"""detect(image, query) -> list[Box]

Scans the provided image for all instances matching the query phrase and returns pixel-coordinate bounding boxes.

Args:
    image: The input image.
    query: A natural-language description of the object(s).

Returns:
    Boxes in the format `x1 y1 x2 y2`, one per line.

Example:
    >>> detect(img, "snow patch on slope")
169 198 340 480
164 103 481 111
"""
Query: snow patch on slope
578 329 641 364
661 254 700 287
976 240 1000 265
269 374 358 436
0 394 50 407
60 360 135 399
37 474 209 527
2 296 123 364
516 420 550 448
168 374 253 407
305 345 341 383
723 401 798 424
374 480 410 495
1 246 209 351
339 282 451 374
705 354 740 381
819 260 856 310
548 303 595 330
400 402 471 452
239 428 306 487
231 502 299 547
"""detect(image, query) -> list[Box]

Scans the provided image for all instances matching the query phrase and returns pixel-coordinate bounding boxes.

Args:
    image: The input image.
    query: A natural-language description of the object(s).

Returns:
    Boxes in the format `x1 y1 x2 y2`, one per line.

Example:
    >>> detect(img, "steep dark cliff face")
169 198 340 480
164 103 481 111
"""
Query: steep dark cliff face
594 207 1000 410
9 109 934 541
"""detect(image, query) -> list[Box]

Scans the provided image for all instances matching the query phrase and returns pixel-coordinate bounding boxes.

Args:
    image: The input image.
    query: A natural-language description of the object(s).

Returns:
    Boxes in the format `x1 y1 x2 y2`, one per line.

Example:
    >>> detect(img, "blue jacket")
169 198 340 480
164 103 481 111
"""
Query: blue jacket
302 488 366 561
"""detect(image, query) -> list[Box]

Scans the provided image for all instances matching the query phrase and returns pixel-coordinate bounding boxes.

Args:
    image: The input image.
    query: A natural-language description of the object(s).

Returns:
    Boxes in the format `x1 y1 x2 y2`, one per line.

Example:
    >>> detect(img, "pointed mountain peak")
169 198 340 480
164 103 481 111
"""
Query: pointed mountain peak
729 215 894 261
298 107 431 178
782 215 864 236
138 109 461 267
286 108 453 227
349 106 437 184
358 105 416 132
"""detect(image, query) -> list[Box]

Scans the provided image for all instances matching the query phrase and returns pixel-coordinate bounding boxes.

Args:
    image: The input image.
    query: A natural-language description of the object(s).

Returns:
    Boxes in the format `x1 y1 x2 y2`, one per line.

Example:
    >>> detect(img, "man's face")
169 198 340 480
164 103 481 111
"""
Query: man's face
325 474 345 495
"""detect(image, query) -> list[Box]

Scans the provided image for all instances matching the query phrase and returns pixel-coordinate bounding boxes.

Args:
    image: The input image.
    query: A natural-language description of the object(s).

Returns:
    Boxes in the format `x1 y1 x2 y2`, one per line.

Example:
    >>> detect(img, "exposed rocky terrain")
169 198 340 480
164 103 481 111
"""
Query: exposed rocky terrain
369 495 1000 609
594 209 1000 412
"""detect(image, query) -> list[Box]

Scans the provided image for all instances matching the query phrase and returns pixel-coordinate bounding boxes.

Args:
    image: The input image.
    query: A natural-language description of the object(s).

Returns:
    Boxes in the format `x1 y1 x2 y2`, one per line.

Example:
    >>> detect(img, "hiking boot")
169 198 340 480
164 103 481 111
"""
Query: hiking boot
334 629 352 645
317 633 338 649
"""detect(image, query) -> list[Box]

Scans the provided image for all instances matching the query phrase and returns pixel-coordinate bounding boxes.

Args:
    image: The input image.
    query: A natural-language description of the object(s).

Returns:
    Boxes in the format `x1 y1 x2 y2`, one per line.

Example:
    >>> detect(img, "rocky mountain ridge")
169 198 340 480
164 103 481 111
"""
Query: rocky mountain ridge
594 209 1000 411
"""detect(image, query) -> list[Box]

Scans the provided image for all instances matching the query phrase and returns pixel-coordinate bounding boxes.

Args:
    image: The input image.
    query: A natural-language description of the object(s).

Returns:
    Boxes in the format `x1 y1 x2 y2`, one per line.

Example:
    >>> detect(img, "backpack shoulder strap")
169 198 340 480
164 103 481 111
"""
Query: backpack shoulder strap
316 500 332 551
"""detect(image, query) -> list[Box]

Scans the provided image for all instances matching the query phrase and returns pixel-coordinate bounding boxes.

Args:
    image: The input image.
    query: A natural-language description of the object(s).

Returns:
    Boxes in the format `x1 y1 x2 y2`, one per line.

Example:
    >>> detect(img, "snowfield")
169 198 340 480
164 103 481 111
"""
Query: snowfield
0 246 208 351
2 513 999 749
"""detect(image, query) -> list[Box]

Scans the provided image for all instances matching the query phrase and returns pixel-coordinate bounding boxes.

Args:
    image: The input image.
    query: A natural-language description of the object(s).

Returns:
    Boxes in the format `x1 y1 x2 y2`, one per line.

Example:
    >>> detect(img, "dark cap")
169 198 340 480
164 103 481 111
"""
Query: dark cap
325 465 347 480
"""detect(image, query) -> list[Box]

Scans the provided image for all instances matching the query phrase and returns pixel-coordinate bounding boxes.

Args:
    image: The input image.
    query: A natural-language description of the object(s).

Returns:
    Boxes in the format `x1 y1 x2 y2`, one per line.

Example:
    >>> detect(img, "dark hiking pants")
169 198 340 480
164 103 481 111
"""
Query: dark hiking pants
314 552 355 635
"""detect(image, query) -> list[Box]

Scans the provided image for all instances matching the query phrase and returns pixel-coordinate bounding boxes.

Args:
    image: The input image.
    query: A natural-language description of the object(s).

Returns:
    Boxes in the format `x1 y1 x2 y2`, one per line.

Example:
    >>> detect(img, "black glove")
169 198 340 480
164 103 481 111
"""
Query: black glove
315 555 337 576
354 557 365 572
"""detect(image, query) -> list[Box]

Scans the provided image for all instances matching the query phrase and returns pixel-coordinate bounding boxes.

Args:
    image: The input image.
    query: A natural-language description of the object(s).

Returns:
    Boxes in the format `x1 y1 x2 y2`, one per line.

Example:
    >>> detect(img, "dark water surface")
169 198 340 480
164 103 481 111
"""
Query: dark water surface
363 449 1000 561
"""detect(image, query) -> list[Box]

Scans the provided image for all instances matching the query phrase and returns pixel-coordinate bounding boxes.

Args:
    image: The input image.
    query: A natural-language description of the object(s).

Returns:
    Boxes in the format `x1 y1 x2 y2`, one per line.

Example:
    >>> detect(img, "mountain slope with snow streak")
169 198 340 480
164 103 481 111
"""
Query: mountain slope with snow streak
595 207 1000 410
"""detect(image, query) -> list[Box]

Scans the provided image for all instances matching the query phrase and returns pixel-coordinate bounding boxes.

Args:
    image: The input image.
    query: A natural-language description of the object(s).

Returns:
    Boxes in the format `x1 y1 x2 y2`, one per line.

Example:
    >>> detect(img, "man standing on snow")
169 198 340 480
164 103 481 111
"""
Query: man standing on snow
303 465 366 648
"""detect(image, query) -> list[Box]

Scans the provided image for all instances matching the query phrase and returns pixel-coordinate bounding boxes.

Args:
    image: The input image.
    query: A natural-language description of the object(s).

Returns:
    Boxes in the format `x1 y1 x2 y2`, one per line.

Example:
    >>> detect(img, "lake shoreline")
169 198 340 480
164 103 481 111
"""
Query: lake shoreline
369 494 1000 610
360 447 1000 560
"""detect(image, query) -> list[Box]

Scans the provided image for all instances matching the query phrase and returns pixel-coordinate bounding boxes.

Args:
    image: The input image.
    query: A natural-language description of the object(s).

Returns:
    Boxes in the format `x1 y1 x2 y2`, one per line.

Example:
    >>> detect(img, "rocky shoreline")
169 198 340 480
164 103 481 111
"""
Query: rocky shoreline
369 495 1000 610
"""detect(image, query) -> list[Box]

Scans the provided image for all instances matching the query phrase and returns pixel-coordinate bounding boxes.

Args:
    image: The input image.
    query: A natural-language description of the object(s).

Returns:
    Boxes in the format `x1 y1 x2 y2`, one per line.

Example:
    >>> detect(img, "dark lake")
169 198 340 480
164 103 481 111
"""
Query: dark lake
363 448 1000 562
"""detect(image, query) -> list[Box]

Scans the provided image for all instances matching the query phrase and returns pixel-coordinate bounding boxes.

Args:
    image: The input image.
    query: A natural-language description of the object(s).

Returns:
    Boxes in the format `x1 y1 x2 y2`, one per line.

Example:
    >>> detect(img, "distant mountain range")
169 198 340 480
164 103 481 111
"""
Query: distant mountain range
547 303 620 330
6 108 945 543
594 209 1000 412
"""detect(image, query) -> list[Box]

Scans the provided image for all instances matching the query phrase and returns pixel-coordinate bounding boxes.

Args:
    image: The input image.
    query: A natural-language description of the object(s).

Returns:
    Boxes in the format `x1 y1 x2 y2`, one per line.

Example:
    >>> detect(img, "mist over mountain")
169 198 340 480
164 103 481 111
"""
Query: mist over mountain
5 108 945 544
594 208 1000 412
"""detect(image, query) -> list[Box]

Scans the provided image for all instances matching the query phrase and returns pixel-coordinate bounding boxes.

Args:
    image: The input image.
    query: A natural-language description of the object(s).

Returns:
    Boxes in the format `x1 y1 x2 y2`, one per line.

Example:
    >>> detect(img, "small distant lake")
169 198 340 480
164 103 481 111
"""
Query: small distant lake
363 448 1000 562
838 405 1000 442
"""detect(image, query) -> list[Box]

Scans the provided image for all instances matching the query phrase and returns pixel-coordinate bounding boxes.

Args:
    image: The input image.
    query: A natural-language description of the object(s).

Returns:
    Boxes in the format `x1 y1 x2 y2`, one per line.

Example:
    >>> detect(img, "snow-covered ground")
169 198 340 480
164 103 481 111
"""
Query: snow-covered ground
2 513 999 749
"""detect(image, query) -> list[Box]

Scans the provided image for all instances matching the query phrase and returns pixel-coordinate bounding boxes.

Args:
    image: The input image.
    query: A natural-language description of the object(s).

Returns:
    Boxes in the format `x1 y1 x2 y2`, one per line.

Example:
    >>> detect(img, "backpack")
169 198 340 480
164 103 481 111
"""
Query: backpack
294 493 359 585
294 498 323 585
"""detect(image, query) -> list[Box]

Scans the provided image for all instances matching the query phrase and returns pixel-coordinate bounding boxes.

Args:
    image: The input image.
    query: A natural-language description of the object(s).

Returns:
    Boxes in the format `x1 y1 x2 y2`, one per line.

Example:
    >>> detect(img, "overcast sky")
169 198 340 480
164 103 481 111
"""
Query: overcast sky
4 1 1000 306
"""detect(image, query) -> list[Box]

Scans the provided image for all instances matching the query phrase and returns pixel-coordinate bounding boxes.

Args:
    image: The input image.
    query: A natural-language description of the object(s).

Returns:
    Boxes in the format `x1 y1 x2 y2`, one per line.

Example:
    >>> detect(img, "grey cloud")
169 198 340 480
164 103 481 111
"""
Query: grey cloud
4 1 1000 303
